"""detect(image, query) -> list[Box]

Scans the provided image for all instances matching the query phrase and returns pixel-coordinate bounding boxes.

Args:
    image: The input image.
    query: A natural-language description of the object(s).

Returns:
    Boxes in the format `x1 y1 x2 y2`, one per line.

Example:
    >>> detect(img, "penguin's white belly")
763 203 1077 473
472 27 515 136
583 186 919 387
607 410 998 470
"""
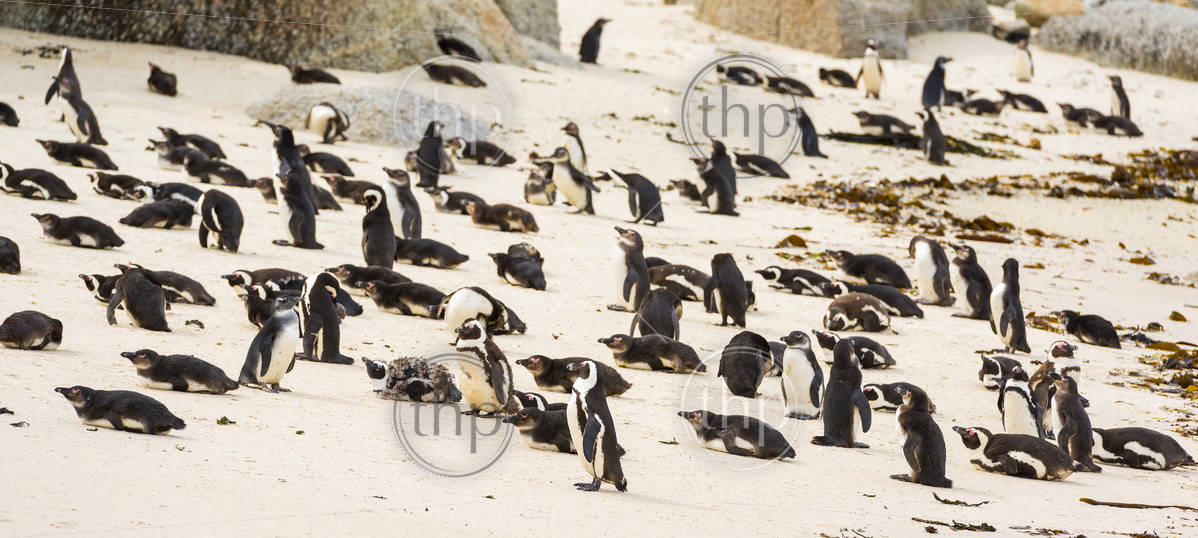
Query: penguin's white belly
276 182 292 233
383 184 405 234
981 373 998 389
837 269 867 285
78 157 101 169
862 59 882 93
913 244 937 300
552 168 587 208
142 380 175 391
402 298 435 318
523 437 563 452
1002 397 1037 436
158 156 181 170
308 108 334 136
566 397 596 475
526 186 552 206
950 265 970 315
1007 450 1048 478
83 418 117 429
1110 93 1120 116
613 246 632 309
861 124 886 136
261 321 299 384
121 418 147 432
442 290 492 330
1013 52 1032 81
702 437 728 452
1050 407 1065 437
458 361 500 410
1125 441 1165 469
565 139 587 174
64 106 84 141
20 180 51 199
782 352 816 412
990 284 1007 335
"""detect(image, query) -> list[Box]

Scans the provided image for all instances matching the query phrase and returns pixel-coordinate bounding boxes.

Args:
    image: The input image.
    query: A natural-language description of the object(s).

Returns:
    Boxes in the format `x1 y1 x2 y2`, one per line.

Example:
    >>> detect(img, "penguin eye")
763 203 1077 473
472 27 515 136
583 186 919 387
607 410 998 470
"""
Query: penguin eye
967 428 976 436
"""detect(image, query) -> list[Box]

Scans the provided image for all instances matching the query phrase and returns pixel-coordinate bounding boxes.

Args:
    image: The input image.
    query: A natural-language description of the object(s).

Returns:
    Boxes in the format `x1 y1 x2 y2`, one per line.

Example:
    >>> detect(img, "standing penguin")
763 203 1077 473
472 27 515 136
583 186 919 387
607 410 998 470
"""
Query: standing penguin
454 319 518 416
703 253 749 327
1050 373 1101 472
415 121 443 188
360 187 396 268
693 157 737 216
562 122 589 176
611 170 663 225
299 272 354 365
547 147 596 214
579 18 611 64
196 189 243 253
106 265 169 332
381 168 422 239
1013 40 1033 82
949 243 991 319
45 47 80 121
717 331 770 398
999 366 1043 438
780 331 822 420
891 387 952 488
1109 76 1130 120
857 39 883 99
265 122 320 247
921 56 952 110
812 339 871 448
908 236 952 306
305 102 350 144
239 295 301 393
991 258 1030 353
57 78 106 145
610 227 650 312
918 109 948 165
565 360 627 492
791 107 827 158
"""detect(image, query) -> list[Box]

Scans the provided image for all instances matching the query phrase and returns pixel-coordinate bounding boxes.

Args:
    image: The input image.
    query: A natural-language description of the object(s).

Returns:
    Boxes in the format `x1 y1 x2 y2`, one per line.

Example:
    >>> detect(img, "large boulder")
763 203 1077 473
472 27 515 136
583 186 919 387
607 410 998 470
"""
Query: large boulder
694 0 992 59
0 0 534 71
494 0 561 47
1036 1 1198 80
1015 0 1083 27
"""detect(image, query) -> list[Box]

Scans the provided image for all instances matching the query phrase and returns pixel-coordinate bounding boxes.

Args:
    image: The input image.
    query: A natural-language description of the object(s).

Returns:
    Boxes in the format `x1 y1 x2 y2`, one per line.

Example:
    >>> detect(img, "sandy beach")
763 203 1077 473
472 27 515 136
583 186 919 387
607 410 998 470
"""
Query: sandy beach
1 0 1196 535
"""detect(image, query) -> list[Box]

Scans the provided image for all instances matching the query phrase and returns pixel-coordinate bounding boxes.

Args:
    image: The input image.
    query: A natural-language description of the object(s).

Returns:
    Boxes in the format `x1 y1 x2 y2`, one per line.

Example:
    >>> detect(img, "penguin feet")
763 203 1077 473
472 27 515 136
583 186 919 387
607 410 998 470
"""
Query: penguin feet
889 474 913 483
605 304 631 312
574 478 602 492
271 239 293 246
1075 462 1102 473
786 412 818 420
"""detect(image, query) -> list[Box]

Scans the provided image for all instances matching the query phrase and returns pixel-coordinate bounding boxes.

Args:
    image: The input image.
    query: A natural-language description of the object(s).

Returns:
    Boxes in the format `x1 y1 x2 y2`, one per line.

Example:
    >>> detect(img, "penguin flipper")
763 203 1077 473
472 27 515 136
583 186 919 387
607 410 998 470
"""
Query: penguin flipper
106 289 124 326
810 367 823 407
626 187 638 219
257 332 277 378
487 359 509 407
45 78 59 105
622 272 638 305
999 304 1015 340
702 277 718 313
851 390 872 432
582 413 602 464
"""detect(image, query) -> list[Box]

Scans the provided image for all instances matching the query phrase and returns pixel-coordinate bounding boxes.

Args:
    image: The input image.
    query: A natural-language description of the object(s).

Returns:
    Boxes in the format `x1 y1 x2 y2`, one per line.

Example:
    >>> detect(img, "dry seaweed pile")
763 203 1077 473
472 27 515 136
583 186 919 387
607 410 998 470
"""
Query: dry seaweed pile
824 131 1016 159
1124 348 1198 401
1050 149 1198 202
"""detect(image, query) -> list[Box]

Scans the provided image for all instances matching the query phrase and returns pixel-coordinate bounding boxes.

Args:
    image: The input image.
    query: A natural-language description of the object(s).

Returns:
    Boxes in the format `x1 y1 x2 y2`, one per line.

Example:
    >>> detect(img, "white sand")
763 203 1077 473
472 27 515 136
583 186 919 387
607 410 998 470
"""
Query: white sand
1 0 1196 535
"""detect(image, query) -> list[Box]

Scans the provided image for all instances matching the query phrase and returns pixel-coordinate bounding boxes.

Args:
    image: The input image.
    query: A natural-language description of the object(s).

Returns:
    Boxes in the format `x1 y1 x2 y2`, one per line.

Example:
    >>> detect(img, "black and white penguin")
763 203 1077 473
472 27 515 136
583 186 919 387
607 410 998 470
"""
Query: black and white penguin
37 140 117 170
305 101 350 144
998 366 1042 438
817 281 923 319
421 62 487 87
1109 75 1130 120
322 175 374 205
764 76 814 97
579 18 611 64
997 90 1047 113
328 264 410 295
610 227 651 312
196 189 243 253
755 266 830 296
122 349 238 394
704 253 749 327
504 408 574 453
55 78 105 145
360 187 396 269
560 122 590 176
953 426 1073 480
508 242 543 264
858 39 883 99
853 111 913 136
1058 103 1103 127
106 264 169 332
464 200 539 233
1090 115 1143 137
629 288 681 339
515 355 631 396
818 68 857 88
978 355 1022 389
435 30 482 62
779 331 822 420
908 236 952 306
732 153 789 179
0 163 77 200
239 295 301 392
598 333 705 374
565 360 628 492
811 339 871 448
823 292 891 332
692 157 737 216
489 252 546 291
716 64 762 86
1012 39 1033 82
0 236 19 274
148 181 203 206
55 386 185 434
381 167 422 239
1092 427 1194 470
669 179 703 203
1049 373 1101 472
220 268 304 288
611 170 664 225
547 147 596 214
446 137 515 166
147 62 177 96
364 281 444 318
523 170 556 206
0 102 17 127
1053 310 1120 349
679 410 796 459
454 318 518 416
949 243 992 320
811 330 896 368
299 272 354 365
288 64 340 84
917 109 948 165
32 213 124 249
891 387 952 488
297 145 353 176
150 139 202 171
119 200 193 229
182 153 249 186
649 264 709 302
790 107 827 158
274 169 322 249
826 250 911 288
395 237 470 268
45 47 80 121
79 273 119 303
921 56 952 110
990 258 1031 353
414 121 443 188
90 172 148 201
440 286 526 335
862 382 936 413
116 263 214 306
158 127 226 159
960 91 1006 117
0 310 62 350
717 331 770 398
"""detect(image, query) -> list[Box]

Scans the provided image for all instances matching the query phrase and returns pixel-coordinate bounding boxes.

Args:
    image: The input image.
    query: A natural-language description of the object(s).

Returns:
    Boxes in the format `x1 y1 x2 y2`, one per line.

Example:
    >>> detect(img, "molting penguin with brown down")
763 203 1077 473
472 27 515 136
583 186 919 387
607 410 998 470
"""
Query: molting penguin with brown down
0 311 62 350
823 293 890 332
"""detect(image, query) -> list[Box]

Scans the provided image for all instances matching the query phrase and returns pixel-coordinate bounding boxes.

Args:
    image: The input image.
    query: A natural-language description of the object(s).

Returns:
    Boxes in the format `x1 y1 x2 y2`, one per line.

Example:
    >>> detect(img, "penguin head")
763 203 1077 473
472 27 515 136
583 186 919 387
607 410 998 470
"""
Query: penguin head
934 56 952 66
691 157 712 173
1108 75 1123 88
502 408 541 427
561 122 579 136
824 249 850 264
814 281 841 298
780 331 809 349
949 243 975 262
36 139 57 151
362 188 383 210
121 349 160 367
455 318 486 343
54 386 95 407
614 227 641 248
754 267 781 281
361 358 387 381
564 360 593 379
861 384 880 402
424 121 442 138
31 213 58 230
823 311 847 332
295 144 311 157
515 355 548 373
899 386 932 412
830 338 858 368
272 295 300 312
678 410 715 429
1047 339 1077 358
1016 39 1028 50
598 335 629 351
866 39 878 51
382 167 410 184
952 426 988 449
811 330 839 351
550 146 570 163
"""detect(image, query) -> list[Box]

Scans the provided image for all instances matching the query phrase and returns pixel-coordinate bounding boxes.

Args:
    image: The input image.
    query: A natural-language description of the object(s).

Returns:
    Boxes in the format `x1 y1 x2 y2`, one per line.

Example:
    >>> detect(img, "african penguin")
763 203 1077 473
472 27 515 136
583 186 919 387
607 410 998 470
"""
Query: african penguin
858 39 883 99
454 319 518 416
1091 427 1194 470
299 272 354 364
0 310 62 350
811 338 871 448
953 426 1073 480
566 360 628 492
891 387 952 488
679 410 795 459
610 227 651 312
921 56 952 110
990 258 1030 353
949 243 991 320
779 331 822 420
998 366 1042 438
196 189 243 253
55 386 185 435
239 295 301 392
579 18 611 64
122 349 238 394
106 265 169 332
360 186 396 268
908 235 953 306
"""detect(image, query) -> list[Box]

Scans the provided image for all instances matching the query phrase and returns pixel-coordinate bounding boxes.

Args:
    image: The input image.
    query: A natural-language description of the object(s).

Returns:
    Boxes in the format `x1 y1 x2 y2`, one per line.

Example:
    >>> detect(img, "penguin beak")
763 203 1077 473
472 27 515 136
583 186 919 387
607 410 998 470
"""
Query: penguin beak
501 416 518 424
120 351 135 359
952 426 968 435
54 387 69 395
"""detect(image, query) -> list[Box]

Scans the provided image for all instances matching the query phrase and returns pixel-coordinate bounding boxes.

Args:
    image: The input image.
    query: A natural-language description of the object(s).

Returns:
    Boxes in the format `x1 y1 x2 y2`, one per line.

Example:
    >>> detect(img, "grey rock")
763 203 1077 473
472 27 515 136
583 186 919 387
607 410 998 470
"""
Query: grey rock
1036 1 1198 80
495 0 561 47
